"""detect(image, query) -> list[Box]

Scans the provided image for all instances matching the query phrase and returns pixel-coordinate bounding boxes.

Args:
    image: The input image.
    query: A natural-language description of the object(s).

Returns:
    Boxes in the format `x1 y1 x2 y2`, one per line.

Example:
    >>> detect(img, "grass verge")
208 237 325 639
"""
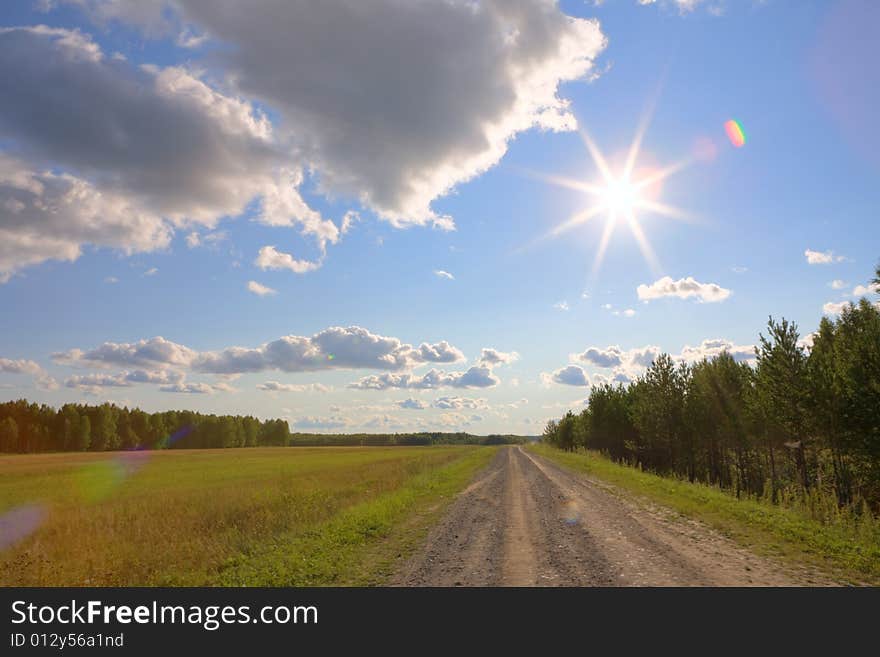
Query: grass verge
527 443 879 585
212 446 497 586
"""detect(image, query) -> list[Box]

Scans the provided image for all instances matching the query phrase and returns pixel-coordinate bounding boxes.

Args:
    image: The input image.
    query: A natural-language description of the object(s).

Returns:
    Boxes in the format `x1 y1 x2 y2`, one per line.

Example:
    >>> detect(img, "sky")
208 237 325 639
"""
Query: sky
1 0 878 435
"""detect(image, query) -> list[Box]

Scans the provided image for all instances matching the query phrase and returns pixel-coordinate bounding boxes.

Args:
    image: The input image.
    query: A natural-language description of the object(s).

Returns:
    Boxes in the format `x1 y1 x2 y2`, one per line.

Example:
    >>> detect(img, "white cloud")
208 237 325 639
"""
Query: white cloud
196 328 464 374
256 381 332 393
414 341 465 364
613 308 636 317
0 358 43 375
628 345 662 367
637 0 713 12
292 415 349 430
477 348 520 368
0 154 171 283
576 346 623 368
637 276 731 303
0 357 56 390
433 396 489 410
830 279 847 290
798 333 817 351
823 300 851 315
852 283 879 297
561 339 753 389
159 381 235 394
255 246 321 275
125 369 185 384
339 210 359 235
8 2 610 280
132 0 608 228
247 280 276 297
65 368 186 393
55 327 466 379
805 248 846 265
677 338 755 364
574 345 661 370
349 366 499 391
53 336 197 370
65 373 132 389
398 398 429 410
553 301 570 311
143 267 158 276
434 270 454 280
186 230 227 249
572 344 660 382
546 364 590 387
51 0 607 229
0 25 334 281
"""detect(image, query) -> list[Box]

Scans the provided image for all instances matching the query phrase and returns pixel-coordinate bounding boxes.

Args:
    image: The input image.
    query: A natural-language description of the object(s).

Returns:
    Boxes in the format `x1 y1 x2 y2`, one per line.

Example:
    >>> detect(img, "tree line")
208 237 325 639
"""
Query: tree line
0 400 532 453
543 263 880 511
289 432 529 446
0 401 290 452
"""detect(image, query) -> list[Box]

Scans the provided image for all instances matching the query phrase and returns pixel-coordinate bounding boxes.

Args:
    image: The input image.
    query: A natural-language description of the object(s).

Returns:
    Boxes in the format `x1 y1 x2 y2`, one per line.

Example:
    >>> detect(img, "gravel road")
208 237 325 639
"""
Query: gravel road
392 446 837 586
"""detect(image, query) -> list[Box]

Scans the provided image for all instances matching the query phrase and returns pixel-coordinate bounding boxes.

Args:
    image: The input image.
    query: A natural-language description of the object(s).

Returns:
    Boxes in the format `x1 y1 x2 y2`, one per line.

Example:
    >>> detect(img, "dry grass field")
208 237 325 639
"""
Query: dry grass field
0 446 494 586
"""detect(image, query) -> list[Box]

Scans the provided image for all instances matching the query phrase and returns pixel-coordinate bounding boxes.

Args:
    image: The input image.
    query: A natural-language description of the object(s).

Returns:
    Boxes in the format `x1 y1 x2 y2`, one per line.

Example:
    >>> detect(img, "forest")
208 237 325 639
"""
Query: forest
289 432 528 446
0 400 529 453
0 401 290 452
543 263 880 511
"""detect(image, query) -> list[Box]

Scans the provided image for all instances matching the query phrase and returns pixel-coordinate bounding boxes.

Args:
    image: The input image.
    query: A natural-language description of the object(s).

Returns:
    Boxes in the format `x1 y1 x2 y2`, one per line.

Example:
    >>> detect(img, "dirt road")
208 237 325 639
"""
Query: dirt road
392 446 836 586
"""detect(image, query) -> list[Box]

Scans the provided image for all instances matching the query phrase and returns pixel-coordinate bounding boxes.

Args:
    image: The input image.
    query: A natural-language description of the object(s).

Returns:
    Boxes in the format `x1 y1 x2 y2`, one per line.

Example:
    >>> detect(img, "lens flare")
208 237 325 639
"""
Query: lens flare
166 425 193 448
75 460 128 503
561 499 580 525
0 503 47 551
724 119 746 148
73 450 152 504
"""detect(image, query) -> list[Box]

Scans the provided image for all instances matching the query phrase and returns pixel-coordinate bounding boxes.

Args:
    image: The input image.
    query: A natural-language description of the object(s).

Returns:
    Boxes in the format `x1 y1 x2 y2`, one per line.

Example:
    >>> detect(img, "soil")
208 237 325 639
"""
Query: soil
391 446 838 586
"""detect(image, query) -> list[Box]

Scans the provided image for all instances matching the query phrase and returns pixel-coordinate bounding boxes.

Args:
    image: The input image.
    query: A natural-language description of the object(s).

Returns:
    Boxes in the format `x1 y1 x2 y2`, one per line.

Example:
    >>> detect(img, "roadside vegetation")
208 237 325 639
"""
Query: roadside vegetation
539 261 880 582
529 443 879 583
0 446 493 586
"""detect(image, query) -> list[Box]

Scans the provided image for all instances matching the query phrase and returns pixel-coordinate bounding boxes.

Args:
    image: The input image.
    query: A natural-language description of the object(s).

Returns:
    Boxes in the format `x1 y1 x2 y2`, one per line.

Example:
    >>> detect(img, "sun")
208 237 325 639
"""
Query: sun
600 177 639 218
526 107 695 279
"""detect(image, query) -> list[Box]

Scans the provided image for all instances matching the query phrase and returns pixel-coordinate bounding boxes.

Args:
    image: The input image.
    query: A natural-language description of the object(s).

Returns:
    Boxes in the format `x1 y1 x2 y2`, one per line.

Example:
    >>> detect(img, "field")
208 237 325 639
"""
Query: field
528 443 880 584
0 446 495 586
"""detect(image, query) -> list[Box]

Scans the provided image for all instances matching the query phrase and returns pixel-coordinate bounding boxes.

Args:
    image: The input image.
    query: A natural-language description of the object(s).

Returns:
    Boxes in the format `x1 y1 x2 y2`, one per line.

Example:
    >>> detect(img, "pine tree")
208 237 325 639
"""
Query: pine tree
0 417 19 452
755 317 809 495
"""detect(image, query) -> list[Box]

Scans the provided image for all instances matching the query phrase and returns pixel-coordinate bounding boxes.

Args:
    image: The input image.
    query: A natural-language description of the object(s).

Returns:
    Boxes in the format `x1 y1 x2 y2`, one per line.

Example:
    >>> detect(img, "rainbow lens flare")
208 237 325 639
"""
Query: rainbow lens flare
724 119 746 148
74 460 127 503
0 503 47 551
561 499 580 525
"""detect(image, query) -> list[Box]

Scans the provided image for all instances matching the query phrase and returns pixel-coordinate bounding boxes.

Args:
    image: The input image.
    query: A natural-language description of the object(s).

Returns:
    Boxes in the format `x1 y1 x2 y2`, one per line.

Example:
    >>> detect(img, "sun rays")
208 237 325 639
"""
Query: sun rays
529 109 696 281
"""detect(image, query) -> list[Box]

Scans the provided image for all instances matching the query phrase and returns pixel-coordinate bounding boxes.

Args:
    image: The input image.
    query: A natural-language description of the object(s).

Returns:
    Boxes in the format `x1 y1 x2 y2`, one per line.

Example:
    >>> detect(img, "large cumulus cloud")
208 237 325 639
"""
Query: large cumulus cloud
52 326 466 378
0 25 336 281
50 0 606 228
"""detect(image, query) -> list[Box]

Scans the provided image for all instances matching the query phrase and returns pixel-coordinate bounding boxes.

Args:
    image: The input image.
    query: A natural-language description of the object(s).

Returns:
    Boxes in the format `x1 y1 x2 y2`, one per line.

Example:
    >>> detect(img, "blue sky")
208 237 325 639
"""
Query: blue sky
1 0 878 433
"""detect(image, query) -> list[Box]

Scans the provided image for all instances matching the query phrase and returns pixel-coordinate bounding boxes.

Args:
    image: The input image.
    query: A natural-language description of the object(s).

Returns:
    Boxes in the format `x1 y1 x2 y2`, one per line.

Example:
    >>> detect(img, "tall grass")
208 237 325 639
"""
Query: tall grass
0 446 487 586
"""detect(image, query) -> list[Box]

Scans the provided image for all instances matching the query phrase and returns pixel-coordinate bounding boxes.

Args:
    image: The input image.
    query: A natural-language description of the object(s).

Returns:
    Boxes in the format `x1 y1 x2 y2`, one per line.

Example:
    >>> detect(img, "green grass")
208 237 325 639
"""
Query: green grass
527 443 880 584
214 446 496 586
0 446 494 586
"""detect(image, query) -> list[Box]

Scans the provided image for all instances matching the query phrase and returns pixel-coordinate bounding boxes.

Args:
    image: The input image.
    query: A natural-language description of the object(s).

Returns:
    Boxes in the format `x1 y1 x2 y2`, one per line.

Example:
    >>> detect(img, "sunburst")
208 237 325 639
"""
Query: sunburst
529 108 696 280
